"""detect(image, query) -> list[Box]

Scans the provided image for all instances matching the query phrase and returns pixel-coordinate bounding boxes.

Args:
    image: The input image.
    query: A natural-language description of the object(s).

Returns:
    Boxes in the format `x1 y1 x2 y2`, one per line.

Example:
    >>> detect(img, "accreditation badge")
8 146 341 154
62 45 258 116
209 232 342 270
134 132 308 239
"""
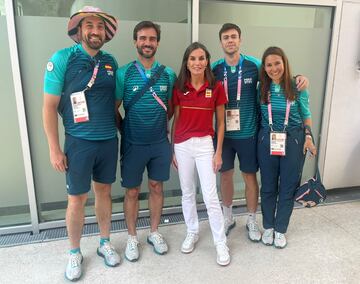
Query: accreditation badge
270 131 286 156
225 108 240 131
70 91 89 123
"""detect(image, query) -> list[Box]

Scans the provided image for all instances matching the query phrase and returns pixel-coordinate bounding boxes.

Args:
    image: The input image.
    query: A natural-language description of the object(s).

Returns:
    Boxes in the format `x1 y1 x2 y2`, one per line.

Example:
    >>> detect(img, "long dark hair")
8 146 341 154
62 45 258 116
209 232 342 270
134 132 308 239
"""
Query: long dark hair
175 42 216 93
260 46 296 103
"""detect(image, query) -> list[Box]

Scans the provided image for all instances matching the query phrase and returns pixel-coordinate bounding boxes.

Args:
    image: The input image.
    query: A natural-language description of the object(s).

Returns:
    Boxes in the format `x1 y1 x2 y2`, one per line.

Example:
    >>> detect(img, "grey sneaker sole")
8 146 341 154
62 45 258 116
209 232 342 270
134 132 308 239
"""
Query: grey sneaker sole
246 224 261 242
261 239 274 246
125 254 139 262
97 248 120 267
274 243 287 249
147 237 168 255
64 272 82 282
225 221 236 236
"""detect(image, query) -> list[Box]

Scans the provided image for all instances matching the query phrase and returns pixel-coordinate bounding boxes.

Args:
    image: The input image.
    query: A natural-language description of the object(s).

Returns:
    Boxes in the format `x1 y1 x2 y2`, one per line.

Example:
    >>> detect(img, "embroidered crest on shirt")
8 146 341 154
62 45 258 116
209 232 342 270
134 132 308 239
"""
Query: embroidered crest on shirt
205 88 212 98
105 64 113 76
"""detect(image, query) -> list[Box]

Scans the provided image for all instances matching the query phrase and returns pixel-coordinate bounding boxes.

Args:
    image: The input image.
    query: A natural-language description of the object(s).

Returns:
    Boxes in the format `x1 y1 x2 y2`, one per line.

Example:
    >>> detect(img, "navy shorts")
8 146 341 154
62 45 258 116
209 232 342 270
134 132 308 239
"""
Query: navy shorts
64 135 118 195
217 136 258 173
120 140 172 188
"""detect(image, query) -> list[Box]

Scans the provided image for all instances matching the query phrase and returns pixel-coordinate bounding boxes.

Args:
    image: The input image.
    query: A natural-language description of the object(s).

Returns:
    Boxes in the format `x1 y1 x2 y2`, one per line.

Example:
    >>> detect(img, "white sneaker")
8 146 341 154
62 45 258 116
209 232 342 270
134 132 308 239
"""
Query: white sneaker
224 217 236 236
261 228 274 246
216 243 230 266
246 220 261 242
97 241 121 267
125 235 140 262
274 232 287 249
147 231 168 255
65 252 83 281
181 233 199 254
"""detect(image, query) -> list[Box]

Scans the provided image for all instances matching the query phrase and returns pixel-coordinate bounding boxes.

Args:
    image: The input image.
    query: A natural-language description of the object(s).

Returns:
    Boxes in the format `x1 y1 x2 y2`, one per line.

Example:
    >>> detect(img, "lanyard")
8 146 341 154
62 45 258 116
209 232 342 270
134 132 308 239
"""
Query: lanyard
223 56 244 102
85 60 100 90
134 62 167 111
267 91 291 132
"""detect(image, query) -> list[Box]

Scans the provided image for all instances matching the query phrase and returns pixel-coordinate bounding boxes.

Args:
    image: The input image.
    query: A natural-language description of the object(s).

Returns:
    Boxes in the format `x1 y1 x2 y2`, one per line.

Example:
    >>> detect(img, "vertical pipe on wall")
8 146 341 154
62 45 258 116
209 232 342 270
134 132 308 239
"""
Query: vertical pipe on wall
192 0 199 42
4 0 39 234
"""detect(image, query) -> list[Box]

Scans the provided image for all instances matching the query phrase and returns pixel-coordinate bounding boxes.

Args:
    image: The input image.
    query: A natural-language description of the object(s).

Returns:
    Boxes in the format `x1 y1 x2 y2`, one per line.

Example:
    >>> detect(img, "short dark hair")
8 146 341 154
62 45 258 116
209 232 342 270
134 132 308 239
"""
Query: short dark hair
218 23 241 40
133 21 161 42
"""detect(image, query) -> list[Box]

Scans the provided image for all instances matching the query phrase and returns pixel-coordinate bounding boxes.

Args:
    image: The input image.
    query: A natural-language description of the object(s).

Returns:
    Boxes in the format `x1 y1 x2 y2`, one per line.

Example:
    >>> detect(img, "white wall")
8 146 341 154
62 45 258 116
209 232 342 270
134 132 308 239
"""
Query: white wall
323 0 360 188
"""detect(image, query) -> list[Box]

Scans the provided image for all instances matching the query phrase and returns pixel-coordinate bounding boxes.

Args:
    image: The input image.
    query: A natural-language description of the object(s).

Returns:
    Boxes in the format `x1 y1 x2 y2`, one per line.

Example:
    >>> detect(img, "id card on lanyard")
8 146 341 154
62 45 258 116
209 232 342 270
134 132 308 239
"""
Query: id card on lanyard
70 60 100 123
268 92 291 156
224 56 243 131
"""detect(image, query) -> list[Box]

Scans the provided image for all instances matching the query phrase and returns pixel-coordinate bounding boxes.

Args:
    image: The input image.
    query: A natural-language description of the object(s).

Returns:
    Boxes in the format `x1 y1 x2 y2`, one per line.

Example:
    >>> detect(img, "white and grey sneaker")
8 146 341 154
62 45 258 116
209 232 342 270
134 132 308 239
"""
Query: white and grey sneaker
147 231 168 255
181 233 199 254
246 220 261 242
65 252 83 282
261 228 274 246
274 232 287 249
125 235 140 262
224 217 236 236
216 243 230 266
97 241 121 267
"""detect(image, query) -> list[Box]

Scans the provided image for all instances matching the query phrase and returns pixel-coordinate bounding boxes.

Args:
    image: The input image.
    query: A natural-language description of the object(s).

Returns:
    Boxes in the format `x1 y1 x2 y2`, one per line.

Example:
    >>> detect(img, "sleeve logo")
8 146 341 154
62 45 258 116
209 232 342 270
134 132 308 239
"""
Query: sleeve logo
46 61 54 72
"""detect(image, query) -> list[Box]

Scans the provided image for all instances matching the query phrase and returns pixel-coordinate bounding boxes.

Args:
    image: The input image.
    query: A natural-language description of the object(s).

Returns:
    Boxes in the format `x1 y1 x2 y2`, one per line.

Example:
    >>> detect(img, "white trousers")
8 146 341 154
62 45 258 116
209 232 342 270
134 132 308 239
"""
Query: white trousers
174 136 226 245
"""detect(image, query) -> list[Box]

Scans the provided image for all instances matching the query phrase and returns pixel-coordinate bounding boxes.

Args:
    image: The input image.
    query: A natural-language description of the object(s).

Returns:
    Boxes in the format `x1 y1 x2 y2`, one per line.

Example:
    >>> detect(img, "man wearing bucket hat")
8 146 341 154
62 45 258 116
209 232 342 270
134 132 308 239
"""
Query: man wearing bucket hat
116 21 176 262
43 6 120 281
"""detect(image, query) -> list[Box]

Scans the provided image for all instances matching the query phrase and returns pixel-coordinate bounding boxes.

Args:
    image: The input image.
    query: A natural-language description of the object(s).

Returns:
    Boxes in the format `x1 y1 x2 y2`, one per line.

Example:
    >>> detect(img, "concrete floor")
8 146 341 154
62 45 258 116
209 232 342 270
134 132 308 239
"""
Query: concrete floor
1 201 360 284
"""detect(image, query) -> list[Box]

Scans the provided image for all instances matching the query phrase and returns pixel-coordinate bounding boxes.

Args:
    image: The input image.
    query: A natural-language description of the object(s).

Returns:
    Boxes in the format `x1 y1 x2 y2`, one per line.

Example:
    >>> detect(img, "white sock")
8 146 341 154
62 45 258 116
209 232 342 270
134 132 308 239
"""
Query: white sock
247 213 256 223
222 204 233 219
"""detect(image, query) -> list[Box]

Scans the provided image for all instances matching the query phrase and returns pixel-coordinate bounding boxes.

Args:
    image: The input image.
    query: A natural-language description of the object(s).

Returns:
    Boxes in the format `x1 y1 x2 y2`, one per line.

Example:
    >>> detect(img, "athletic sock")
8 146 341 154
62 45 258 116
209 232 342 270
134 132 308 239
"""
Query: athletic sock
247 213 256 223
100 237 110 247
222 204 233 219
70 247 81 255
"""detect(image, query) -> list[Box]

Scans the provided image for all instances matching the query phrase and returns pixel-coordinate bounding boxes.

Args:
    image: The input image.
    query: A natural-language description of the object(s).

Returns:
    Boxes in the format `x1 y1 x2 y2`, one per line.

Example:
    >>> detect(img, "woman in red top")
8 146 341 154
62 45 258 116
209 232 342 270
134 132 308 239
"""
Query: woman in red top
172 42 230 266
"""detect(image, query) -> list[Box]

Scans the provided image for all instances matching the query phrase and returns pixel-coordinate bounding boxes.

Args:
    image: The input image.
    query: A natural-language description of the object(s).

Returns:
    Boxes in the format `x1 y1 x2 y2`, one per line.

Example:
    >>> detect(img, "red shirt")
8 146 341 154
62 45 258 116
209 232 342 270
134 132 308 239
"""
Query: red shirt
173 81 227 144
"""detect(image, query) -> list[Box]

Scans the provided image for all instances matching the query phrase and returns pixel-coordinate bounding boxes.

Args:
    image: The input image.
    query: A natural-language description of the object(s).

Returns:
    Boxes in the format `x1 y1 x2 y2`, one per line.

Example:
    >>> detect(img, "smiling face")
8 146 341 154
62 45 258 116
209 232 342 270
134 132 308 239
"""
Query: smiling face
134 27 159 59
187 48 208 77
220 28 241 56
79 16 106 51
264 54 285 84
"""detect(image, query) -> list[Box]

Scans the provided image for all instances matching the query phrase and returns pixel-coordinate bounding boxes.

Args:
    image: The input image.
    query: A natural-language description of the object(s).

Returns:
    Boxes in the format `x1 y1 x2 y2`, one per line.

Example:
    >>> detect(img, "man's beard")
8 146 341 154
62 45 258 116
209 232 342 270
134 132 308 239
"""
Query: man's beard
137 45 157 59
83 34 105 50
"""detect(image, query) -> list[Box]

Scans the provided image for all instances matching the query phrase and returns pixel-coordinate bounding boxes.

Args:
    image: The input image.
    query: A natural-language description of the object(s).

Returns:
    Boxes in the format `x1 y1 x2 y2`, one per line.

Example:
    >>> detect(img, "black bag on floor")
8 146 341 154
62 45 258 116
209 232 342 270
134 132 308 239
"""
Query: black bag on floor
294 131 326 208
295 169 326 207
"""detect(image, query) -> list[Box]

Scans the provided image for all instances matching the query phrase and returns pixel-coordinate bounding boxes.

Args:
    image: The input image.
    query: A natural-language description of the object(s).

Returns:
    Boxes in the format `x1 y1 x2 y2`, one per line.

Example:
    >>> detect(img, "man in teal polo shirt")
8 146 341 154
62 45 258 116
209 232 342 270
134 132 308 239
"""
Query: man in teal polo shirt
116 21 176 262
43 6 120 281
